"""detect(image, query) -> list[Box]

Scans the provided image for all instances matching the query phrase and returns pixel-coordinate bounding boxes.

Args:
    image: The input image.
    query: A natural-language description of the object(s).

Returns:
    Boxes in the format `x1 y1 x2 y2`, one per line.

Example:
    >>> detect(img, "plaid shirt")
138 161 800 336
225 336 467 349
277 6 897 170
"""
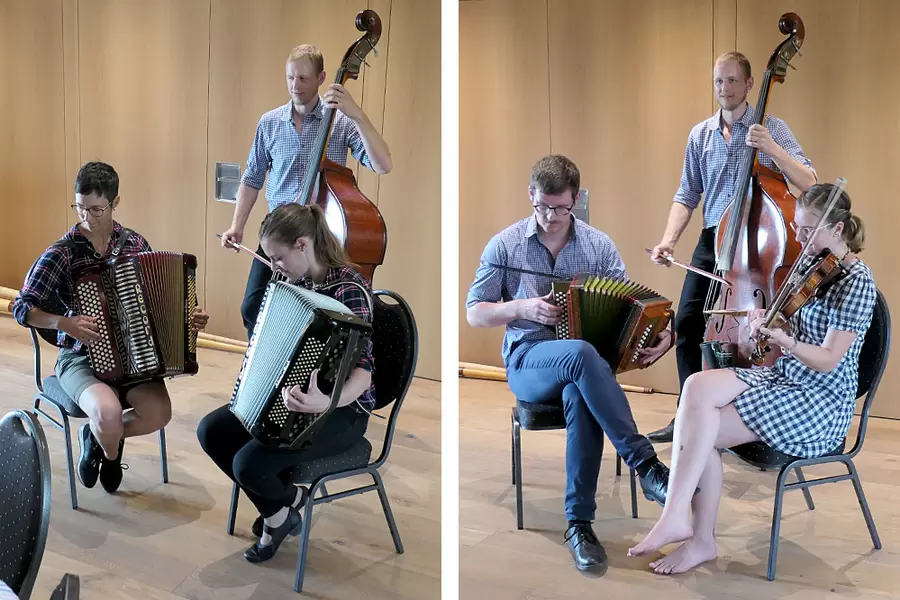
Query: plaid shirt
241 96 373 212
12 221 151 353
674 103 816 228
466 215 627 366
296 265 376 411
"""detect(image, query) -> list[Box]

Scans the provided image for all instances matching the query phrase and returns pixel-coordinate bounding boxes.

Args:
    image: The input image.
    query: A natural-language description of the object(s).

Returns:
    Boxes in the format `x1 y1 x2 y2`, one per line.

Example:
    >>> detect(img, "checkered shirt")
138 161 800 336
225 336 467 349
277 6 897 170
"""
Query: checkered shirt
466 215 627 366
732 259 876 458
11 222 151 353
241 96 372 212
296 266 376 411
674 104 815 228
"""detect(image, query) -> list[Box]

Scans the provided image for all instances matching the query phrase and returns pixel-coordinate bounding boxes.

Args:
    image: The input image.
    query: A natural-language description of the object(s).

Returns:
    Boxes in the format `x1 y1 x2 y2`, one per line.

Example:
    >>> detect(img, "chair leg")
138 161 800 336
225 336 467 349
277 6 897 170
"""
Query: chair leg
794 467 814 510
319 483 329 498
616 453 622 477
226 482 239 536
372 470 404 554
61 412 79 510
767 467 791 581
295 480 321 593
629 468 638 519
846 460 881 549
158 428 169 484
513 419 524 530
511 414 516 486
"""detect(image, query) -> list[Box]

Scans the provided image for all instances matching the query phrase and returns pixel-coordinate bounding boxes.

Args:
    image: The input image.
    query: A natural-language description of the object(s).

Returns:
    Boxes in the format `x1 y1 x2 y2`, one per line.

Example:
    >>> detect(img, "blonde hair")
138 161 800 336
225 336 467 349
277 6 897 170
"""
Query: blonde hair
715 51 752 79
797 183 866 253
286 44 324 74
259 204 352 268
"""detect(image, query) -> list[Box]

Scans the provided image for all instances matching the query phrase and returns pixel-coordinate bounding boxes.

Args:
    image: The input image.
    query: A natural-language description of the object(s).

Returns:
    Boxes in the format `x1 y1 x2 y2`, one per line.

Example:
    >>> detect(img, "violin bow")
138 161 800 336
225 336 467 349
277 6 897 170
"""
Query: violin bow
645 248 731 286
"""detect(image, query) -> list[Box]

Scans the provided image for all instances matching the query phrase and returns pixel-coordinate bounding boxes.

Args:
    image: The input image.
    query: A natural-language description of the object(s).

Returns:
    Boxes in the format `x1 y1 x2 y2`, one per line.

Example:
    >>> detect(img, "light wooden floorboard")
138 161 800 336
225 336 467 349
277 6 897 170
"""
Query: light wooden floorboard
460 377 900 599
0 316 440 599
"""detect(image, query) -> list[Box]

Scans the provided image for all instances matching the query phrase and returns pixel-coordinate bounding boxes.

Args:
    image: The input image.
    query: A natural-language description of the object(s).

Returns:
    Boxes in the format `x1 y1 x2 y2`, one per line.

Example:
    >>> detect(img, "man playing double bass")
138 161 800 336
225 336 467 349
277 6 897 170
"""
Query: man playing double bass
221 44 392 339
647 51 817 442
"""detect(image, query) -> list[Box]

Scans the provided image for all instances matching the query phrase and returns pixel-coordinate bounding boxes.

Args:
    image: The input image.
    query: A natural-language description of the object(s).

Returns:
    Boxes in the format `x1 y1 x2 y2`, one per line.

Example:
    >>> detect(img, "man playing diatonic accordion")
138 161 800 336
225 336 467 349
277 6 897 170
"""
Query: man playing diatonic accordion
12 161 210 494
466 154 677 574
198 203 376 564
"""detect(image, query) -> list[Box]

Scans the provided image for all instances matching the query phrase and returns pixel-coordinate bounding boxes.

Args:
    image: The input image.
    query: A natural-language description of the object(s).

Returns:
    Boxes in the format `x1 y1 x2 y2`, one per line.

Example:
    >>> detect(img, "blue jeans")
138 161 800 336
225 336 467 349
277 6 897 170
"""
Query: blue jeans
507 339 656 521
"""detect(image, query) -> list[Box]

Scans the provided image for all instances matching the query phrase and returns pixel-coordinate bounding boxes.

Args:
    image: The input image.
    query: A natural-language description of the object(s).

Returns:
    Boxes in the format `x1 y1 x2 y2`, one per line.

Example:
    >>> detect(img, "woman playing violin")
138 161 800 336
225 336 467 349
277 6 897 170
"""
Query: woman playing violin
627 182 875 574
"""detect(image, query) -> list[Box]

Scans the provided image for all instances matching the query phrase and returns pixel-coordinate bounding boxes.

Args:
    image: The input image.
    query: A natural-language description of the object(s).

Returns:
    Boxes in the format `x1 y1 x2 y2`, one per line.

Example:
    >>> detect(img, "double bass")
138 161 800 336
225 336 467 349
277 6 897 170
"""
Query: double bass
295 9 388 282
700 13 806 370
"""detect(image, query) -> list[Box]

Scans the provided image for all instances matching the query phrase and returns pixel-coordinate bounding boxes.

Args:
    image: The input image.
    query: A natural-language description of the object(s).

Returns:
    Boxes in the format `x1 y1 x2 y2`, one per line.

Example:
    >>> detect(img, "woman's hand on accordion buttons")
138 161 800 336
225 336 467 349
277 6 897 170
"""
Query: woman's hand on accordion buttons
636 329 673 365
283 371 330 413
191 307 210 332
518 293 563 326
60 315 101 345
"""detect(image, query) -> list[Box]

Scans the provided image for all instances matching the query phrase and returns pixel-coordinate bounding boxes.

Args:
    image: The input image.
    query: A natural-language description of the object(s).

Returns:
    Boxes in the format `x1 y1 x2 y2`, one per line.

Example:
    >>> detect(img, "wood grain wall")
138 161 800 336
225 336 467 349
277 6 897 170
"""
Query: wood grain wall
0 0 441 380
460 0 900 418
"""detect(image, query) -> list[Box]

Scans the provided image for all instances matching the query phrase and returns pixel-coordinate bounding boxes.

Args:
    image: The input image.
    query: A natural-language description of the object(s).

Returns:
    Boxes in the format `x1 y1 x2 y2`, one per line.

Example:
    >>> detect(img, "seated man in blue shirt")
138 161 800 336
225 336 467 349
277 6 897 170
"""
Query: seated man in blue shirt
466 154 677 573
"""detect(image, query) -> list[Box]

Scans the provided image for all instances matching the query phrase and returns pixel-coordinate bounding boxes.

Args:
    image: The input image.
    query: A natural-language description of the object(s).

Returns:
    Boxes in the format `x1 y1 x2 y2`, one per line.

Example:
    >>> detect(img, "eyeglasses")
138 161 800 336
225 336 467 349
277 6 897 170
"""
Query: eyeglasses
533 203 573 217
789 222 816 237
71 202 113 217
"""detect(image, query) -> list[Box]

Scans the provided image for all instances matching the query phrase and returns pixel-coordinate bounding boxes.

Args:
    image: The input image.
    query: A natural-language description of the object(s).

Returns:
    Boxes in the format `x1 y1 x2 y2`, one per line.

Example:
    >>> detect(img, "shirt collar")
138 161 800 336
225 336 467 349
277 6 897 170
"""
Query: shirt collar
66 221 126 257
713 102 756 131
281 96 324 123
524 214 578 240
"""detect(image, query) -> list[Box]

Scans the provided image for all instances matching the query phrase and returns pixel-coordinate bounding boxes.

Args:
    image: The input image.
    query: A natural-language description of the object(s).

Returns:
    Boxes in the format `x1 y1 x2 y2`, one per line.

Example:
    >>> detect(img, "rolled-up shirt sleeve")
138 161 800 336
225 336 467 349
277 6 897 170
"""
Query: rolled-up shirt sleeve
466 234 508 308
12 246 69 327
673 129 703 210
240 119 271 190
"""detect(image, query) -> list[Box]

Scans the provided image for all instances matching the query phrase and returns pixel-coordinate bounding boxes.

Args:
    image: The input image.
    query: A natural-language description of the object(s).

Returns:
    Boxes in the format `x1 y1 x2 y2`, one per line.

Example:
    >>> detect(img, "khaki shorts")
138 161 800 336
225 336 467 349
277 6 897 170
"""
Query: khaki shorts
54 348 162 407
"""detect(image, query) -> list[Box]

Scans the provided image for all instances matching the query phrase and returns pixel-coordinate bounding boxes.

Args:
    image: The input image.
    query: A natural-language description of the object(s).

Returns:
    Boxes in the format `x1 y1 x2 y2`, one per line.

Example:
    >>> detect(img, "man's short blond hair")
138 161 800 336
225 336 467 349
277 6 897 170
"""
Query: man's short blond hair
715 51 752 79
287 44 324 74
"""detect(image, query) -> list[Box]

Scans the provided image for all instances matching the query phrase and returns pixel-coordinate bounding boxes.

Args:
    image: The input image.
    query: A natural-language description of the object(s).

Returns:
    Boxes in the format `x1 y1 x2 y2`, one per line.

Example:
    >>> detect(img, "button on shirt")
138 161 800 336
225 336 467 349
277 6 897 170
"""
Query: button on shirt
241 97 373 212
466 216 627 366
673 104 815 229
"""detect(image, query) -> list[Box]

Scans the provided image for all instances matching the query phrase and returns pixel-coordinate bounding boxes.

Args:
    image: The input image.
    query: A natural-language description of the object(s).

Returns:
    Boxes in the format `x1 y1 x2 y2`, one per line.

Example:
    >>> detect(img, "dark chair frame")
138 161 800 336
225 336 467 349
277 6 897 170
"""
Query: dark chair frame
28 328 168 509
1 409 52 600
225 289 419 593
726 287 891 581
511 401 639 529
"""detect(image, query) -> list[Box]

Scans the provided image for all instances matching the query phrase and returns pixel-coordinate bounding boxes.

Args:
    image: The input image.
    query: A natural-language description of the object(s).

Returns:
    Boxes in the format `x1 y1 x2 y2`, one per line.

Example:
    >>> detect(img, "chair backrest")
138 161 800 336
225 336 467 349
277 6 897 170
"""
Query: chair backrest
0 410 52 599
369 289 419 466
848 287 892 456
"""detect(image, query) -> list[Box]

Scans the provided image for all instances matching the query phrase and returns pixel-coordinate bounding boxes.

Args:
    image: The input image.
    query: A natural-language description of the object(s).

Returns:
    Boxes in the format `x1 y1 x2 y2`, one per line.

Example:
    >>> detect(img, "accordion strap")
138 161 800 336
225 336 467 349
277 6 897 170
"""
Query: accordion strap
312 280 374 317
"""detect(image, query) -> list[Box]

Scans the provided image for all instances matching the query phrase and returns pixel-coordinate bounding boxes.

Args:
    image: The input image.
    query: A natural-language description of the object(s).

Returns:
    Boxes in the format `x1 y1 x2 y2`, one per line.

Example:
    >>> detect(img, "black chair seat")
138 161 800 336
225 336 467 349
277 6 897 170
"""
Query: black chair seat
41 376 87 418
727 439 846 470
515 399 566 430
289 438 373 484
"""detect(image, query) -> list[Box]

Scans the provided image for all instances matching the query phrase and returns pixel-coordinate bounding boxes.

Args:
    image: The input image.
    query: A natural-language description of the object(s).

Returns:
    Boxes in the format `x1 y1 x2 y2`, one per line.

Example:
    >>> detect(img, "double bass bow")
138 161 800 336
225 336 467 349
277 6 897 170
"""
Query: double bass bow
700 12 806 370
294 9 387 283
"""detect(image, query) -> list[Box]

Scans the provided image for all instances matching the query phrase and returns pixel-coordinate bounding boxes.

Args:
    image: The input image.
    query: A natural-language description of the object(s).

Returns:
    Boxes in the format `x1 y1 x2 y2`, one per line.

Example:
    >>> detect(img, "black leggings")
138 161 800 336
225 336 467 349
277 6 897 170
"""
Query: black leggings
197 404 368 517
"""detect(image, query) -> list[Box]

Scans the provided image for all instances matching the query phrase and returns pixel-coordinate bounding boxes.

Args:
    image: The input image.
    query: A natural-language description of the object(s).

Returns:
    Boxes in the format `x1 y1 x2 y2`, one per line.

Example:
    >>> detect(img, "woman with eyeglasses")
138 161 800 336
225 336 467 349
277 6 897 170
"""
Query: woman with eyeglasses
628 182 876 574
11 161 210 494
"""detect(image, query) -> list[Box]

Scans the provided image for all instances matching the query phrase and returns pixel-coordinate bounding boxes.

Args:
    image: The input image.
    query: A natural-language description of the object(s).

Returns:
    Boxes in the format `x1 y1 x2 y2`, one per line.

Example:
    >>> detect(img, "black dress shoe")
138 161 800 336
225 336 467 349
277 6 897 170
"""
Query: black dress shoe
647 418 675 443
564 523 608 572
99 438 126 493
244 509 303 563
638 460 699 507
77 424 102 489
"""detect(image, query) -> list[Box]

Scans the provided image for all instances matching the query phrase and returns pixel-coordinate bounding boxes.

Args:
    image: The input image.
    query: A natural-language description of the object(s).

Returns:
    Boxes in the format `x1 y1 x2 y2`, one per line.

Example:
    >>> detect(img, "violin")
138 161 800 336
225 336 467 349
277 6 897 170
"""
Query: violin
294 10 387 282
700 12 806 370
751 179 850 364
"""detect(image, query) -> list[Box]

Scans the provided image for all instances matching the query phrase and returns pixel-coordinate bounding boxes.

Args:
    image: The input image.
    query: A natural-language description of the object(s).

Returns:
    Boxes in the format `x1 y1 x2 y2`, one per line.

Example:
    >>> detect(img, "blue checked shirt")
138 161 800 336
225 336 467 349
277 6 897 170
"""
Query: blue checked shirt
241 97 373 212
466 215 627 366
674 104 815 228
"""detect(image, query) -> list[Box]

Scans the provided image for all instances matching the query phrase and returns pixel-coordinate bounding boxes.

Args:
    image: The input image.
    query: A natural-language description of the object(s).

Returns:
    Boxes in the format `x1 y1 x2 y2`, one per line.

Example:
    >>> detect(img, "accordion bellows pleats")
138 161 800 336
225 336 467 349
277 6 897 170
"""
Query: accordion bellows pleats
228 280 373 449
552 274 673 374
73 251 199 384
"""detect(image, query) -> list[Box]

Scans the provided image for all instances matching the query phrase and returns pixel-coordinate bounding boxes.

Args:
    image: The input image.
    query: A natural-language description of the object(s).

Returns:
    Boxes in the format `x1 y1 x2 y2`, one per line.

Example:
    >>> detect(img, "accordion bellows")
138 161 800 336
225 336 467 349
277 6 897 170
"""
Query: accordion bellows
552 274 673 374
229 280 373 449
73 251 199 384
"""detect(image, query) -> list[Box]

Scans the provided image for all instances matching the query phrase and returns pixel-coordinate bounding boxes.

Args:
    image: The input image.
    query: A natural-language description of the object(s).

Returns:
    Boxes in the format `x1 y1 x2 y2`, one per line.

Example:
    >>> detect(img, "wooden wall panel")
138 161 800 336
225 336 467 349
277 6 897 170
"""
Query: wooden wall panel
204 0 369 341
0 0 68 287
76 0 211 303
458 0 552 368
547 0 713 393
372 0 442 379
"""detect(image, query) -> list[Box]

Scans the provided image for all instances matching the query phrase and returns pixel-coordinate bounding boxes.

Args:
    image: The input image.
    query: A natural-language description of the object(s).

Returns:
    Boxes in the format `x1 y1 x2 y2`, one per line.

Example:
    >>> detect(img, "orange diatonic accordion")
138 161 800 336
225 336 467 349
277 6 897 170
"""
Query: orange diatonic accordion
551 274 673 374
72 251 199 385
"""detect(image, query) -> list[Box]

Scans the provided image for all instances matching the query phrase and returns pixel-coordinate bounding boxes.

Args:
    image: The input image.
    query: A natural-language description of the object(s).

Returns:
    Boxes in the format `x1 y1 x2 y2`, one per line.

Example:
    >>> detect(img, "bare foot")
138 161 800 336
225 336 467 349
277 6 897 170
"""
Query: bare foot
627 516 693 557
649 538 717 574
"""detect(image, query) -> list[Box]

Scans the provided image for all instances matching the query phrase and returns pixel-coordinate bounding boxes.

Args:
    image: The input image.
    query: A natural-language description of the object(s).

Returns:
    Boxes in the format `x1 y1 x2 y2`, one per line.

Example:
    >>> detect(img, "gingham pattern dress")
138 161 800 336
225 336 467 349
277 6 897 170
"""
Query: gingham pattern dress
731 259 876 458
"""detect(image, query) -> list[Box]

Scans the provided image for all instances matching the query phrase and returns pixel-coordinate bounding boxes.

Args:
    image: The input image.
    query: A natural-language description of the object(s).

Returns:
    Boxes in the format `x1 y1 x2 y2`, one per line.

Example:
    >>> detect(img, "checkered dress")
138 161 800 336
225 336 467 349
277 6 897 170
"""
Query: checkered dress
731 259 876 458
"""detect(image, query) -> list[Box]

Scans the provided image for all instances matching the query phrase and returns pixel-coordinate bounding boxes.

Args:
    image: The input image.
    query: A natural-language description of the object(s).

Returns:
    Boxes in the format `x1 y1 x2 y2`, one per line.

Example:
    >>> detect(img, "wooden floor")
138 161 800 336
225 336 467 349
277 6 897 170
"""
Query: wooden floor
460 377 900 599
0 316 440 600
